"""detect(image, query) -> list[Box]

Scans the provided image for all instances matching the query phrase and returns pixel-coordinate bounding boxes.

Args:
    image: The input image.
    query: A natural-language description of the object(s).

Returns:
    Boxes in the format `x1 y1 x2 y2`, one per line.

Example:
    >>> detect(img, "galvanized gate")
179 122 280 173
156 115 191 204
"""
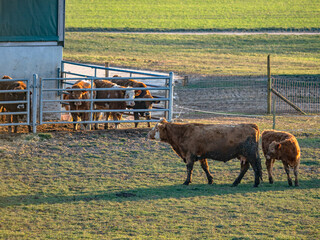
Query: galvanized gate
0 77 32 132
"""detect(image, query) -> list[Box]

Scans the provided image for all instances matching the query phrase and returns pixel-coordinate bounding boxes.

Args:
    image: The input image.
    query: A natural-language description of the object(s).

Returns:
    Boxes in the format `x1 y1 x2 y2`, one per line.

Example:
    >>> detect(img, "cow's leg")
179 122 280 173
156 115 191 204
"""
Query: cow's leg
232 160 250 187
134 112 139 128
13 115 19 133
184 155 196 185
6 114 13 133
114 113 122 129
71 113 78 131
266 158 275 184
104 112 110 129
293 163 299 187
283 162 293 186
199 158 213 184
146 112 151 128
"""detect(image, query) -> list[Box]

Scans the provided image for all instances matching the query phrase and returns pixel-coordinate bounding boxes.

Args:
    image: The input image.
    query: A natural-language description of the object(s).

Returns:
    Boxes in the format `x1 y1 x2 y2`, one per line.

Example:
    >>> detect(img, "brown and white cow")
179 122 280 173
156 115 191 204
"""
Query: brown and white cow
0 75 28 133
68 80 96 131
262 130 301 186
94 79 135 129
111 76 159 128
148 119 262 187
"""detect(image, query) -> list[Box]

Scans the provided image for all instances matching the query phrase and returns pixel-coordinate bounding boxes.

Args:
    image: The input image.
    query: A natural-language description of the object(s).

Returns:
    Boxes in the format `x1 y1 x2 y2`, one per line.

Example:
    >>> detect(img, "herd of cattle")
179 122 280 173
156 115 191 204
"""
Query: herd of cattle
62 76 160 130
0 75 160 132
148 119 301 187
1 75 301 188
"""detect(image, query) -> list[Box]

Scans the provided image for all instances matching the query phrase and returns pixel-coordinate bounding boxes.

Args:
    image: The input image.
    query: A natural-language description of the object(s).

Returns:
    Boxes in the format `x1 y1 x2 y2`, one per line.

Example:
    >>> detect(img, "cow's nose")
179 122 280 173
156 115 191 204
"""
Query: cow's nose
128 101 135 107
17 104 25 110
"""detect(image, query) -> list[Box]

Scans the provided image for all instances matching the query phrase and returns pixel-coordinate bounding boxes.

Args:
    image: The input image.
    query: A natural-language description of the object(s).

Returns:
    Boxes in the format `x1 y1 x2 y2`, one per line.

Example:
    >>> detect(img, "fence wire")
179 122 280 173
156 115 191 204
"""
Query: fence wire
272 77 320 114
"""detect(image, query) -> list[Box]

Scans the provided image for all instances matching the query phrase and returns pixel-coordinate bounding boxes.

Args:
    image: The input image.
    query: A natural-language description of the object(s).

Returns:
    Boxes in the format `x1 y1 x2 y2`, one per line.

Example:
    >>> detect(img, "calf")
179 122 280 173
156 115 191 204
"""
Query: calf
112 76 159 128
68 80 96 131
148 119 262 187
94 79 135 129
0 75 28 133
262 130 300 186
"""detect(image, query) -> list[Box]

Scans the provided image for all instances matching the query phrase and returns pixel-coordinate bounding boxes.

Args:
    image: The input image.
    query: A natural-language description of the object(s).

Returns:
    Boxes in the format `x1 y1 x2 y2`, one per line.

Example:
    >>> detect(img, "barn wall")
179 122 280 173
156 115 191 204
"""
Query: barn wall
0 44 63 120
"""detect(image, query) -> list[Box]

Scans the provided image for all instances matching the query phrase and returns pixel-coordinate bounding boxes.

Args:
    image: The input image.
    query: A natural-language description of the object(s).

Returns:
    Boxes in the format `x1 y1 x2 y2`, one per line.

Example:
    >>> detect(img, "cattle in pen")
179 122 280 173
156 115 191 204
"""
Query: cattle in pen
262 130 301 186
111 75 160 128
0 75 28 133
67 80 96 131
94 79 135 129
148 118 262 187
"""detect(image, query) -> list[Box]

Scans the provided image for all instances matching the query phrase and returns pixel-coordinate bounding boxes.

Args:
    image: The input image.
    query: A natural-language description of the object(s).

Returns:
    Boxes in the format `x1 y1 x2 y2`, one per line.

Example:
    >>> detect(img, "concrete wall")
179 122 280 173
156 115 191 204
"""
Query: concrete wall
0 44 63 120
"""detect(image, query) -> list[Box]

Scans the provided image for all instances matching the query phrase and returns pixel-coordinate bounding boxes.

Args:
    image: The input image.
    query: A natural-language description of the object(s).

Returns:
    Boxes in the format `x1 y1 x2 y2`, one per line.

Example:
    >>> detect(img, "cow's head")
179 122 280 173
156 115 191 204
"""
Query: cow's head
70 89 89 106
124 87 135 107
137 94 160 117
10 81 27 110
147 118 168 141
266 141 281 159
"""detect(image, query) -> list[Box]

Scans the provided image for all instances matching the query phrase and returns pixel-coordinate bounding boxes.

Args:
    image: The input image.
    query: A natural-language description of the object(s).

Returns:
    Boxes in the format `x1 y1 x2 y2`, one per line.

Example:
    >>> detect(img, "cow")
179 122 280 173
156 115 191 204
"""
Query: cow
111 76 160 128
94 79 135 129
261 130 301 186
148 118 262 187
68 80 96 131
0 75 28 133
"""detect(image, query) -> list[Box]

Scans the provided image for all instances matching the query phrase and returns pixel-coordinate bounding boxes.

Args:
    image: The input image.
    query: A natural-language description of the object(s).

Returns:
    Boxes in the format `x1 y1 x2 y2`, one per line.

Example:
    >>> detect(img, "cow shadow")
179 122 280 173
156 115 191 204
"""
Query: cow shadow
1 178 319 207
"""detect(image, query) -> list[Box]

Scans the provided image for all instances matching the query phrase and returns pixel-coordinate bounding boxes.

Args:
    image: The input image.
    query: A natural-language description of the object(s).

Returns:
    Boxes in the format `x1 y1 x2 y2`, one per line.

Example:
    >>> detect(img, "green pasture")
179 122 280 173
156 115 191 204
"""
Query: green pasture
64 33 320 75
66 0 320 31
0 117 319 239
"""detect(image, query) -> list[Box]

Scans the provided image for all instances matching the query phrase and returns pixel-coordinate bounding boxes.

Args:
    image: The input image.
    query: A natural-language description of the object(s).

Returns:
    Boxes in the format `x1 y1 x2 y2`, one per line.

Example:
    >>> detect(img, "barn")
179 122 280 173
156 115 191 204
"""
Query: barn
0 0 65 119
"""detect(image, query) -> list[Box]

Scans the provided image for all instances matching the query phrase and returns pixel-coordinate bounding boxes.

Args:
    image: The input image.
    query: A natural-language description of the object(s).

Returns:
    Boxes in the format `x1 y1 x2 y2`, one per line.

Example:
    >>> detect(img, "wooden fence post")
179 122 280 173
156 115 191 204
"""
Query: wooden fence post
105 62 110 77
267 55 272 114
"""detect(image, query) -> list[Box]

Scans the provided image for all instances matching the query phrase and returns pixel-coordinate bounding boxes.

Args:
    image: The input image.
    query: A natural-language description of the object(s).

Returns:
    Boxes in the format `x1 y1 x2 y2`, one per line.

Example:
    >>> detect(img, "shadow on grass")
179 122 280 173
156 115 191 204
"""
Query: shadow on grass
1 179 319 207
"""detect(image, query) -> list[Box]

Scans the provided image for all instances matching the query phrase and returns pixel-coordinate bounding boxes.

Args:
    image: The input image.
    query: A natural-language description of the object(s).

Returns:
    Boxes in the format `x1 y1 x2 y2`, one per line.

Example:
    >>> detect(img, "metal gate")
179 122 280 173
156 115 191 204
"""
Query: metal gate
0 77 32 132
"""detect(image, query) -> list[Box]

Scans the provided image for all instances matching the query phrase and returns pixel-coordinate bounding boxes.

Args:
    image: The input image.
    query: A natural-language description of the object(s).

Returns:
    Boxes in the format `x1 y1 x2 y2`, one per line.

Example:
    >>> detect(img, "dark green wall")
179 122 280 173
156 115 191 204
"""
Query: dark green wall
0 0 58 41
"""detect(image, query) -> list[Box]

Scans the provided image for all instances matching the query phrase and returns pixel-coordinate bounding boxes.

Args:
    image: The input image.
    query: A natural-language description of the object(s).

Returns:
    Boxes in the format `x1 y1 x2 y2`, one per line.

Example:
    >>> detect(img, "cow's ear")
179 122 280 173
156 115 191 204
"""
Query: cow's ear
135 90 142 97
275 143 281 149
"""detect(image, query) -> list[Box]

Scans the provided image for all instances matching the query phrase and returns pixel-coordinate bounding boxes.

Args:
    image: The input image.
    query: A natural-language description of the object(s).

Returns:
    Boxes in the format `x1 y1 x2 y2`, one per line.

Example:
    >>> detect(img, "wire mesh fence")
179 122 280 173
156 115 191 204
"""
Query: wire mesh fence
174 75 320 119
272 76 320 114
174 75 268 117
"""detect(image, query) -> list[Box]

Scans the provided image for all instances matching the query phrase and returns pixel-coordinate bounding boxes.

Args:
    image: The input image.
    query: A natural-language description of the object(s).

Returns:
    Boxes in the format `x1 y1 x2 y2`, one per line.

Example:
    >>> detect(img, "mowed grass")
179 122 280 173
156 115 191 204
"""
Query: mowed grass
64 33 320 75
66 0 320 31
0 117 319 239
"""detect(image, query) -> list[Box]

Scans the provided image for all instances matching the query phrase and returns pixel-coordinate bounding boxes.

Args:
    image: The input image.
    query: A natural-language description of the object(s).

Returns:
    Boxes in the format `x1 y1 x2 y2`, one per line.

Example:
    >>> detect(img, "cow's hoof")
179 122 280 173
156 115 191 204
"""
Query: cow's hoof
183 181 190 185
208 179 213 185
269 178 274 184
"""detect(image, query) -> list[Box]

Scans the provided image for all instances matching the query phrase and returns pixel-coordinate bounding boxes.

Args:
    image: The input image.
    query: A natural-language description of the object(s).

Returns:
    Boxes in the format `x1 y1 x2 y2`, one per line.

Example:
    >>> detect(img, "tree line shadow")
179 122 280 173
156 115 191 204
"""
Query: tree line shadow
1 178 319 208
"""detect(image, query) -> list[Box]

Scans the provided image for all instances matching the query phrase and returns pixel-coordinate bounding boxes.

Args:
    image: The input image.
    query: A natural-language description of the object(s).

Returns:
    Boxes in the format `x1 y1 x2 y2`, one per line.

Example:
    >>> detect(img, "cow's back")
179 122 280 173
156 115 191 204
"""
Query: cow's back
166 123 259 160
261 130 293 155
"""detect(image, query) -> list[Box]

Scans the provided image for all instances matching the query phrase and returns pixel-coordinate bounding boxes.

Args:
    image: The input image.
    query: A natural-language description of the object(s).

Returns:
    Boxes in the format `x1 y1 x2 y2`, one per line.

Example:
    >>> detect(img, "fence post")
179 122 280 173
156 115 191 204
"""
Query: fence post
168 72 174 122
267 55 272 114
105 62 110 77
272 96 276 129
32 74 38 133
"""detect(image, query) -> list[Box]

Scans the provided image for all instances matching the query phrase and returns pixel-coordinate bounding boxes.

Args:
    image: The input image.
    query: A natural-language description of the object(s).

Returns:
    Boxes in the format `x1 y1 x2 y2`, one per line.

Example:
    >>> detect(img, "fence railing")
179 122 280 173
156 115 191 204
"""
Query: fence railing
39 76 173 129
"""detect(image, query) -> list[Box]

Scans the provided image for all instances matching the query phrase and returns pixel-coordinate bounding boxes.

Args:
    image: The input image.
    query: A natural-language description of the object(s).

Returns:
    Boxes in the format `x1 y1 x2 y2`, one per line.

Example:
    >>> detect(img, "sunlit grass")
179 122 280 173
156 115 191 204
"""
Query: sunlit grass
66 0 320 31
0 117 319 239
64 33 320 76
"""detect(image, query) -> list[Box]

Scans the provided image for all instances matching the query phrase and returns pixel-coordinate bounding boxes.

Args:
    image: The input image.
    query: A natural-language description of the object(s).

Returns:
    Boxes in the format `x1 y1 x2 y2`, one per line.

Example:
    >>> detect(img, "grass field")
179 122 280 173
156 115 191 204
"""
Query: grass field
66 0 320 31
64 33 320 75
0 117 319 239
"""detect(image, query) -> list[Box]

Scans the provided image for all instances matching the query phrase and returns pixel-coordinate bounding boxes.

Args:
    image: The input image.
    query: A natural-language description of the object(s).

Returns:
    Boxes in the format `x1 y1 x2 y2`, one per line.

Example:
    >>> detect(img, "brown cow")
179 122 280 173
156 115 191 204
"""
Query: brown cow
0 75 28 133
94 79 135 129
112 76 159 128
148 119 262 187
68 80 96 131
262 130 301 186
